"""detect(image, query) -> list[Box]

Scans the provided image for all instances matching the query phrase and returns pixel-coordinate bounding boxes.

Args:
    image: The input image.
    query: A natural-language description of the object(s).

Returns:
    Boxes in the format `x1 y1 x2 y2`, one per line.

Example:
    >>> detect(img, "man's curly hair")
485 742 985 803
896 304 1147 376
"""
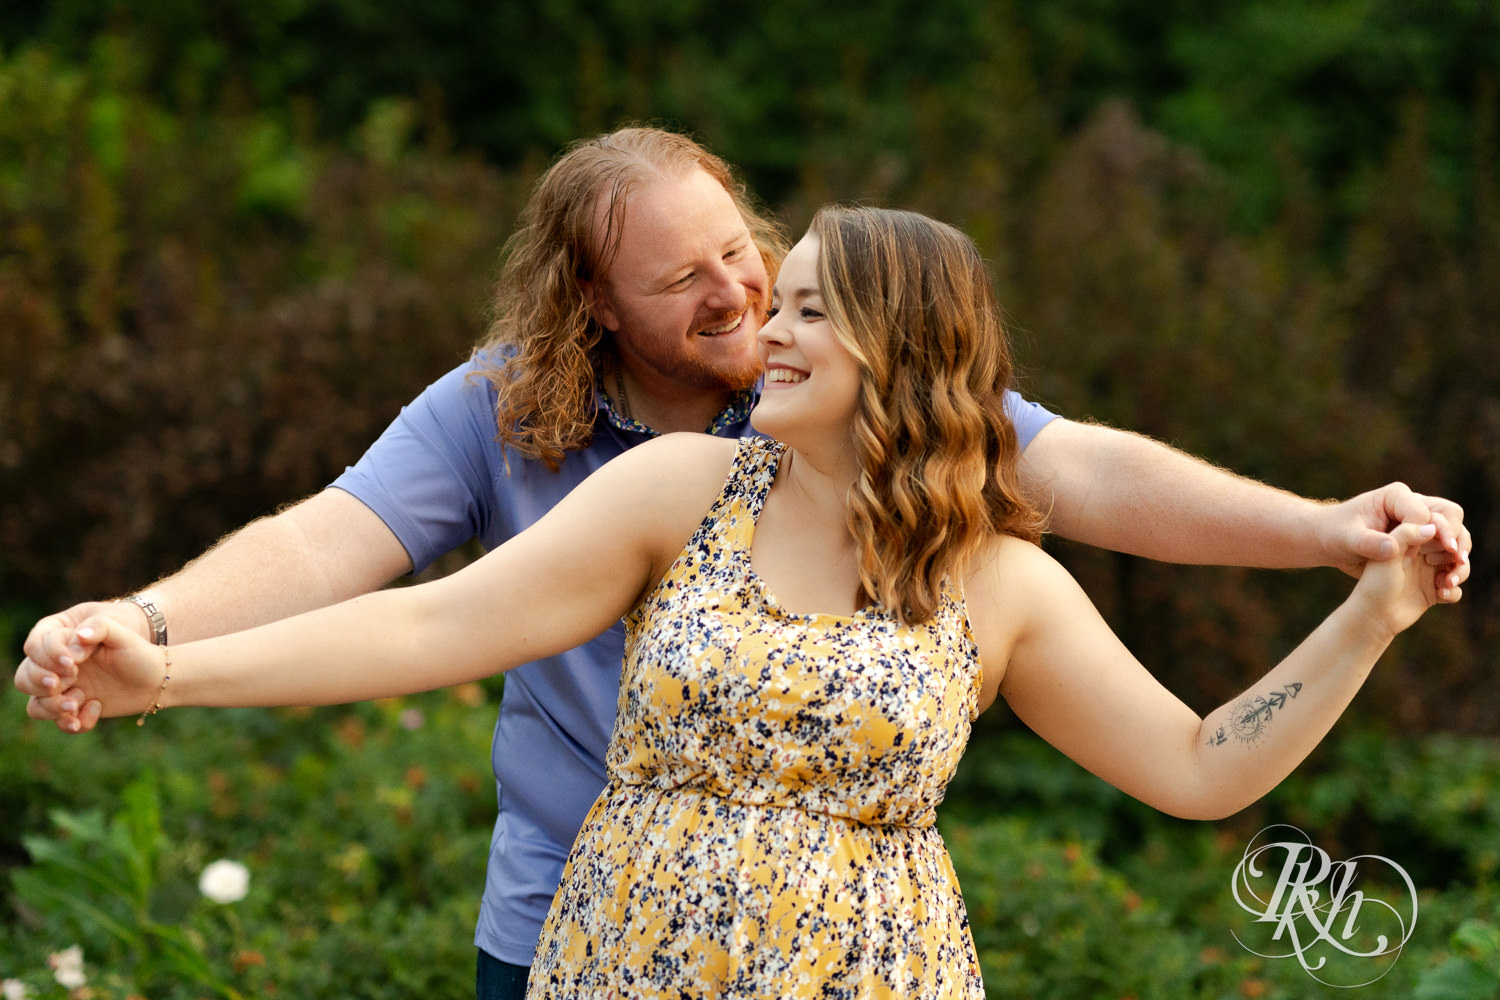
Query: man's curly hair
474 127 787 471
809 205 1045 623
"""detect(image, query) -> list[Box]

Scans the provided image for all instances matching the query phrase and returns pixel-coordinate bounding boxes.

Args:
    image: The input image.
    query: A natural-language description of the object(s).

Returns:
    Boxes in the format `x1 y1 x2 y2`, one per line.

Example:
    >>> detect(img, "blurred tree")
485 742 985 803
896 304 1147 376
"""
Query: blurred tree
0 5 1493 732
0 43 522 603
5 0 1494 233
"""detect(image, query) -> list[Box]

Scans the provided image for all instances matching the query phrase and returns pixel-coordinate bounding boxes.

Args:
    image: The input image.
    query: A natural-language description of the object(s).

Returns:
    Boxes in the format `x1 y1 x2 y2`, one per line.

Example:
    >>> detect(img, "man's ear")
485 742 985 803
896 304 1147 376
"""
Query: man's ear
580 279 621 332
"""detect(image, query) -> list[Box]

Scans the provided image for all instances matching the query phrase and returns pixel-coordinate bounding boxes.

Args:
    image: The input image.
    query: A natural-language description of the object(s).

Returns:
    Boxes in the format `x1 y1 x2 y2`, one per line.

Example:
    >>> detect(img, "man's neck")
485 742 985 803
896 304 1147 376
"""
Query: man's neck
613 364 741 435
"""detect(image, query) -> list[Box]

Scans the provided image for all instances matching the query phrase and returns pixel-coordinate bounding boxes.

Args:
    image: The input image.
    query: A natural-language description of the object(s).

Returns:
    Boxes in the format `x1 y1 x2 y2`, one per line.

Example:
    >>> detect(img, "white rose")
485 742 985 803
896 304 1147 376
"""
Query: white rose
2 978 33 1000
47 946 85 990
198 859 251 904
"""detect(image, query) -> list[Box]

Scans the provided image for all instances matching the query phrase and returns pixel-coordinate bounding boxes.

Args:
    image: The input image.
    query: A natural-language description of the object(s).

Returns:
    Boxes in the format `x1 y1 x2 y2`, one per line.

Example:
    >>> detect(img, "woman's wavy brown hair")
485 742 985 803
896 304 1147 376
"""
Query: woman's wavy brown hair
809 205 1045 624
474 126 787 471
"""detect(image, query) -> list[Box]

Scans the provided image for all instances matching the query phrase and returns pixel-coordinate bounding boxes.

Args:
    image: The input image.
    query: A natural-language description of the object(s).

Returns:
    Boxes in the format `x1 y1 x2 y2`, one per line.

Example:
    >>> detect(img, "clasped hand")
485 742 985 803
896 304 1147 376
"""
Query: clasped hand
1319 482 1469 599
16 614 170 732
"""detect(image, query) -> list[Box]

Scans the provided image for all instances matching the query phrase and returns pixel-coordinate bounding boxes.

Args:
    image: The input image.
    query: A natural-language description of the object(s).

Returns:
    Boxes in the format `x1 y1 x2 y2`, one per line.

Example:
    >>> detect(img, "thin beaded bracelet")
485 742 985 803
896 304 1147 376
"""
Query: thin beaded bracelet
136 646 171 726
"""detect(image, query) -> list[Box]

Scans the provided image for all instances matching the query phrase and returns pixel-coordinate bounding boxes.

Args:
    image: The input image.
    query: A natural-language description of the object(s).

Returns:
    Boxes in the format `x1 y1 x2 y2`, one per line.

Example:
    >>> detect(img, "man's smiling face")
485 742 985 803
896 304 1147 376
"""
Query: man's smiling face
590 167 769 395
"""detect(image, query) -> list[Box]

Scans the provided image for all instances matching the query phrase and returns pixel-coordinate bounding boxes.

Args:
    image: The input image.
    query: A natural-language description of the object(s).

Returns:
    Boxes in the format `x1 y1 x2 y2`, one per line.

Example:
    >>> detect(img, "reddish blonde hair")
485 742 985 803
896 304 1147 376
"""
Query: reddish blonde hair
809 205 1044 623
475 127 787 470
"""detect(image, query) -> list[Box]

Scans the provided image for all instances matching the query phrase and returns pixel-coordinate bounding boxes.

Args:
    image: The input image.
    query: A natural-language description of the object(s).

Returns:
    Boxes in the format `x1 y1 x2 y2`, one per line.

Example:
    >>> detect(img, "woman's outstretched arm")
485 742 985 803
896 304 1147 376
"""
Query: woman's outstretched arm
16 434 735 723
969 520 1448 821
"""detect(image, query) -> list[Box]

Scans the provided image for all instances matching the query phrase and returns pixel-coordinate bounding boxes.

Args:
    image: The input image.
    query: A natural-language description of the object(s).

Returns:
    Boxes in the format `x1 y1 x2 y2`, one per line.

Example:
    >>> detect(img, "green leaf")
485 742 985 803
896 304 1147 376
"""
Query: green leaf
143 922 248 1000
119 772 165 905
18 832 134 900
1452 918 1500 961
9 869 139 949
1413 957 1500 1000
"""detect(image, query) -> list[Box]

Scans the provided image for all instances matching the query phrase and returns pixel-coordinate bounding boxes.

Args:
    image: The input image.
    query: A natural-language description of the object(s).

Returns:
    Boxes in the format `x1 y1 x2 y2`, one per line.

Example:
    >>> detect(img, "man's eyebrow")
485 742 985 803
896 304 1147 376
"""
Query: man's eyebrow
649 230 753 287
647 253 705 287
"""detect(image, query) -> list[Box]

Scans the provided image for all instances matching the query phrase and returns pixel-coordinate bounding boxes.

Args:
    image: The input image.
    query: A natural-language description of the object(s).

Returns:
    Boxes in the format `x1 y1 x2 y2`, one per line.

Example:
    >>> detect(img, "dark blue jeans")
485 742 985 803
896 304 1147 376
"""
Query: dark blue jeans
476 950 530 1000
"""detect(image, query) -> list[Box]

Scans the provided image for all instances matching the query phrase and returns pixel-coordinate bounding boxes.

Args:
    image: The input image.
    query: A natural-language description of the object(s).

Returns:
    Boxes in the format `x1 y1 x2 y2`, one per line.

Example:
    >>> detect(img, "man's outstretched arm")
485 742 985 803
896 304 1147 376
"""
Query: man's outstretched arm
21 488 412 730
1019 419 1469 590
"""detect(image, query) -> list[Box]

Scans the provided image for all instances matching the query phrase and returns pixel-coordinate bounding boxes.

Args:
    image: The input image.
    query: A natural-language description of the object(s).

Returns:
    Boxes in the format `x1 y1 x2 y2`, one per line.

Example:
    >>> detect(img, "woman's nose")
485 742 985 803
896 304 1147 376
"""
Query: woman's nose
756 306 788 346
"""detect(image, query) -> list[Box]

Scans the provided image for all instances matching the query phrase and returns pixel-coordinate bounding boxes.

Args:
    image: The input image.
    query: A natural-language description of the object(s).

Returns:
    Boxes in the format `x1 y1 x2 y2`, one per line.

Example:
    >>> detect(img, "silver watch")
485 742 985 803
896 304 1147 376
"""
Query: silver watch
125 594 169 646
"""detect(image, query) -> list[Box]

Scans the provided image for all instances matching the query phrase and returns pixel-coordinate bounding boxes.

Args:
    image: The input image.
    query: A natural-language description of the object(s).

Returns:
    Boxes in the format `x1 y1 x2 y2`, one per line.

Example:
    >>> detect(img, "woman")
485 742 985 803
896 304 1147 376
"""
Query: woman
18 206 1449 998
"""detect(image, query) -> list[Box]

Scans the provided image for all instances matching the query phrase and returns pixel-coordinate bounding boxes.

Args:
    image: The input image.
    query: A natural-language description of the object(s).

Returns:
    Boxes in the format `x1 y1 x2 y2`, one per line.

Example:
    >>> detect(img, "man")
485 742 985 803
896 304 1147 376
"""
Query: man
19 127 1469 1000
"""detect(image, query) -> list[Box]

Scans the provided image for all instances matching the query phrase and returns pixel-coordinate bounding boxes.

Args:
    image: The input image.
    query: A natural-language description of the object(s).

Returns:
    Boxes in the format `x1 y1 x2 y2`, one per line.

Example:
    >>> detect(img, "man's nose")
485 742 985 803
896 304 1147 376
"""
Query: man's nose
701 262 747 313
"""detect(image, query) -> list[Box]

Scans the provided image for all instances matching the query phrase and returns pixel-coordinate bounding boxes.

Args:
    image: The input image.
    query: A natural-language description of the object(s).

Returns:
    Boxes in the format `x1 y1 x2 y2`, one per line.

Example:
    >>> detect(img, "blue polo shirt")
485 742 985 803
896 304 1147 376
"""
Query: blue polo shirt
331 354 1059 965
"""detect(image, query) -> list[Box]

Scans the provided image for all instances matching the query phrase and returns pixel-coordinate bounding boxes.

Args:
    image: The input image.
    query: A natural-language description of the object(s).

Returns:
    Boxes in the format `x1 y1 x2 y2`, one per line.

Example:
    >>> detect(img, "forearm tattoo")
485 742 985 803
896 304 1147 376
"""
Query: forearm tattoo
1206 682 1303 747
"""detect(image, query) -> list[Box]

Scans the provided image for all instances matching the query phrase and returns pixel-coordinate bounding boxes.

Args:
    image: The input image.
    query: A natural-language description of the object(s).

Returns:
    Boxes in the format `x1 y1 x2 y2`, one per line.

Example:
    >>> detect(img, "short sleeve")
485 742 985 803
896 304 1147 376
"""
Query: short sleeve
1003 390 1061 451
331 358 500 575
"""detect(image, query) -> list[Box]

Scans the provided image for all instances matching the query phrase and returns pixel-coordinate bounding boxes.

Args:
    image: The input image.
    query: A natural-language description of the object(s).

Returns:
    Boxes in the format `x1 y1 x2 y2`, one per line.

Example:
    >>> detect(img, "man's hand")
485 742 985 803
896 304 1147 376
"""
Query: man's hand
1317 483 1470 600
17 601 152 733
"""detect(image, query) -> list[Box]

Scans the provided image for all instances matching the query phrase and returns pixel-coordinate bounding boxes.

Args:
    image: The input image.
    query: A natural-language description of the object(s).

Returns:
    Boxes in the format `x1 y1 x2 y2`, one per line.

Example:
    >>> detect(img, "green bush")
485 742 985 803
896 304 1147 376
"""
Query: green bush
1416 908 1500 1000
4 670 1496 997
945 815 1217 999
0 42 520 608
1 677 497 999
943 723 1500 998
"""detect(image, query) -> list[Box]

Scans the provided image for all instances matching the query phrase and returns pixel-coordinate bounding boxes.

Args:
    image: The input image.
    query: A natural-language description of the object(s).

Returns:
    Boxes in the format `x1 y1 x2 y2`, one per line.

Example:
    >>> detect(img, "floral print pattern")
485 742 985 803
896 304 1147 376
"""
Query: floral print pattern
530 437 986 998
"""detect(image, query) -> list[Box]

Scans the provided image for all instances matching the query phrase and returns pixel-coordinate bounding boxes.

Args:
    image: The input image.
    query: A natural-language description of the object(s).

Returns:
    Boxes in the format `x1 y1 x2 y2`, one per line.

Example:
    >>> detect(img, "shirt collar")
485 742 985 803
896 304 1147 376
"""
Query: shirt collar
596 373 758 438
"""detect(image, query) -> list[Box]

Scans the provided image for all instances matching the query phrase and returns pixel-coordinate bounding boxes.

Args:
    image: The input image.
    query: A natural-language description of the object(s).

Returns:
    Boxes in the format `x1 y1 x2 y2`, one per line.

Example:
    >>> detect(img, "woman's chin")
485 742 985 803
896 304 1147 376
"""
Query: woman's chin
748 400 796 443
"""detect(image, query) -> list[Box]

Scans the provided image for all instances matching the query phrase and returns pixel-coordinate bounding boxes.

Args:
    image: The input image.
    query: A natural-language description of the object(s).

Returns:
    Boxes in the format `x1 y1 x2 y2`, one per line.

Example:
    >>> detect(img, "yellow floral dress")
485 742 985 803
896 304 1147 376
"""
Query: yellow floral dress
529 437 986 998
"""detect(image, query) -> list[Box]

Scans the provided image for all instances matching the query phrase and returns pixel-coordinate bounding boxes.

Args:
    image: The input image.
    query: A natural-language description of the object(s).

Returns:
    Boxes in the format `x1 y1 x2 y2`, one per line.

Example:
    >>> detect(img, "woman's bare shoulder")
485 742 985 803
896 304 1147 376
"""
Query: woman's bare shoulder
588 433 743 582
966 533 1064 603
582 433 741 538
617 432 740 492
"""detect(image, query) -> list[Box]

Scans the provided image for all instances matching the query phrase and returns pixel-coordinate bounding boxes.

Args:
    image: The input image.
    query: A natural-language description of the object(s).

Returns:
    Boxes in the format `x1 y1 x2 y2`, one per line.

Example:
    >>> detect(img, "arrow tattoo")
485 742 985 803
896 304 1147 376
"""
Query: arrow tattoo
1209 682 1303 747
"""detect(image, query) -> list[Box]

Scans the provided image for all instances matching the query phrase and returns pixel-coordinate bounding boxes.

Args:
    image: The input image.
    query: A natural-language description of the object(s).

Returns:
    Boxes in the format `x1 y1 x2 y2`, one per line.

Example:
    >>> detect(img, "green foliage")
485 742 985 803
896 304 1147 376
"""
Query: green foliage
945 815 1210 999
944 725 1500 999
1269 730 1500 888
0 42 524 605
1 681 496 998
0 0 1007 204
1011 0 1500 231
12 0 1493 230
1416 910 1500 1000
975 96 1497 735
11 773 241 997
3 674 1496 996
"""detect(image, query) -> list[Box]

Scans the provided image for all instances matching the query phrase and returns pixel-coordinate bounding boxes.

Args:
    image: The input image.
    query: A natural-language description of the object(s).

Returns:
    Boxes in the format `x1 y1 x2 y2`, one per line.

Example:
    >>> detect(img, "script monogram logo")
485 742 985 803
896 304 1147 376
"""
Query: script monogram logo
1229 825 1419 987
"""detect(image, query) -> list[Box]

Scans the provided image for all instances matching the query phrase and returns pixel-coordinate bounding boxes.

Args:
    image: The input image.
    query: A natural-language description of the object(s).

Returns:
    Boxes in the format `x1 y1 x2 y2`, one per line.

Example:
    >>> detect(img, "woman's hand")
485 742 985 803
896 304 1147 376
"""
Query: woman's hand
14 617 168 732
1349 521 1456 640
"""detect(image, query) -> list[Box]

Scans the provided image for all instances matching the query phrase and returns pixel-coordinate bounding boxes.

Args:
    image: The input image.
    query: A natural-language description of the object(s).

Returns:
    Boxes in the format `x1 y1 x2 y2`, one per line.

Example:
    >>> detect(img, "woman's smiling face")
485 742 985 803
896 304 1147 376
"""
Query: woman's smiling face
750 234 863 449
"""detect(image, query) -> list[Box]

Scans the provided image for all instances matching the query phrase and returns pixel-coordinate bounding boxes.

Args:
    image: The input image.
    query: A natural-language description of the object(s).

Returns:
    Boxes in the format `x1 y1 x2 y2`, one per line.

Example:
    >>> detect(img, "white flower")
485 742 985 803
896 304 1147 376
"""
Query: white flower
198 859 251 904
398 707 425 730
47 945 85 989
2 979 33 1000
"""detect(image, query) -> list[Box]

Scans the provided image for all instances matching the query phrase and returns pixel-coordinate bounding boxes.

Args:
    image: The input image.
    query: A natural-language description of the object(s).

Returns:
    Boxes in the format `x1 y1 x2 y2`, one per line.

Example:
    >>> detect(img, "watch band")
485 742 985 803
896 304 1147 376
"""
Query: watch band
125 594 169 646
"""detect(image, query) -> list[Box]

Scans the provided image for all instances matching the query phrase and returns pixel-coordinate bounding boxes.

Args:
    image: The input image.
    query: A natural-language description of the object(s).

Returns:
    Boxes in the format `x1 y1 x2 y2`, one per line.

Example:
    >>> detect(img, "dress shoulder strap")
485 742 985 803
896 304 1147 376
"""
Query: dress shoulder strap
695 436 781 554
622 436 783 656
